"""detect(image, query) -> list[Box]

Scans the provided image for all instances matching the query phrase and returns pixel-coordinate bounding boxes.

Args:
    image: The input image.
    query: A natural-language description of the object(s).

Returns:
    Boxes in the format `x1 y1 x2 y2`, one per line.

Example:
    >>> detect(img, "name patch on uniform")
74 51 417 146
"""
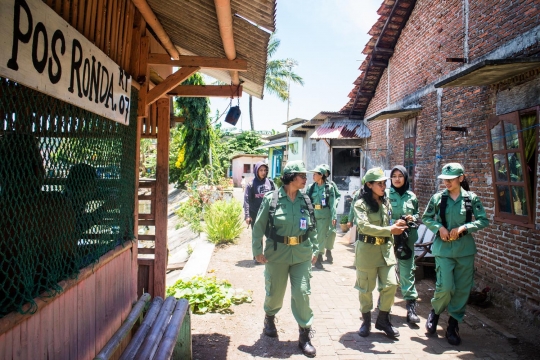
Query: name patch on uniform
300 218 307 230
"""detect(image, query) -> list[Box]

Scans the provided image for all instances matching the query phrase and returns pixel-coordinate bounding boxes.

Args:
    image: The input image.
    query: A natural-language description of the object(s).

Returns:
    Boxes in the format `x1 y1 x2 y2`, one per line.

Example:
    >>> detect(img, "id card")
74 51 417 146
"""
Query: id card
300 218 307 230
321 198 326 207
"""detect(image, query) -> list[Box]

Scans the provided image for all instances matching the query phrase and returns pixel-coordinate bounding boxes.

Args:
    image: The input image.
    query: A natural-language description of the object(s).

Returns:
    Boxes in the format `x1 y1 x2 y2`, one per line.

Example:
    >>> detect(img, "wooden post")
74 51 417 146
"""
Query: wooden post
154 97 170 297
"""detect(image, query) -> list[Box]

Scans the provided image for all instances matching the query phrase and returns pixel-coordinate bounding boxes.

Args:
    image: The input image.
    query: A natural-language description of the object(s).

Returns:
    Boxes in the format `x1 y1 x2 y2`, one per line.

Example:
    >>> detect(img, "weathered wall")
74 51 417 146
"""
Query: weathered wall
361 0 540 310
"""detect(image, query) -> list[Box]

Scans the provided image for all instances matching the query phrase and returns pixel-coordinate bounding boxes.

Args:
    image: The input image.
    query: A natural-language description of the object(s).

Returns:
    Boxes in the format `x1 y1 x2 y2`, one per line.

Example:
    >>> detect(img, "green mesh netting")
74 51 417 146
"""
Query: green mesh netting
0 78 137 316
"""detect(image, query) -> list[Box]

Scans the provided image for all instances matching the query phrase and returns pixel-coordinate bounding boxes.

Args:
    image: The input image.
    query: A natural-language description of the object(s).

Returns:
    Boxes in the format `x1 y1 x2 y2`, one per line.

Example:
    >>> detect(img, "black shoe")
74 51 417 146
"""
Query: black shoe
263 315 278 337
325 249 333 264
314 254 324 269
358 312 371 337
406 300 420 324
426 309 440 334
298 326 316 357
375 310 400 337
446 316 462 345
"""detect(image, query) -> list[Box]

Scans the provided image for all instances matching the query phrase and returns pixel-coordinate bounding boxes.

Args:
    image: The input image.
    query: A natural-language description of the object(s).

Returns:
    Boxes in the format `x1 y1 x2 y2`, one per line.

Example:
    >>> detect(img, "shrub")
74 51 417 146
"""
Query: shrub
166 276 252 314
204 199 243 244
340 215 349 224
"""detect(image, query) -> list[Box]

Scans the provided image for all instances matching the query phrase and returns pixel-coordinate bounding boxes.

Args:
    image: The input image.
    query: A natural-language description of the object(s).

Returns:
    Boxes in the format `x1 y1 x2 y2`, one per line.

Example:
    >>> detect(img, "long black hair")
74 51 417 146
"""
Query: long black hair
360 182 388 213
460 175 470 191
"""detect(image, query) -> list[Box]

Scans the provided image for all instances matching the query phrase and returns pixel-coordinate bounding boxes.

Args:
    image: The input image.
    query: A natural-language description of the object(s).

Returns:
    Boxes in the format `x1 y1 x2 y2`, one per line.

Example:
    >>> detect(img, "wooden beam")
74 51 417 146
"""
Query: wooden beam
148 53 247 71
172 116 185 123
168 85 242 98
146 67 200 106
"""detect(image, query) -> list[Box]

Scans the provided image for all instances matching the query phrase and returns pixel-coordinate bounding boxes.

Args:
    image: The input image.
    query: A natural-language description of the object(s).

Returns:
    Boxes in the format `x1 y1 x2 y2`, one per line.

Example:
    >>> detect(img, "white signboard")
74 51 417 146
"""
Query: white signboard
0 0 132 125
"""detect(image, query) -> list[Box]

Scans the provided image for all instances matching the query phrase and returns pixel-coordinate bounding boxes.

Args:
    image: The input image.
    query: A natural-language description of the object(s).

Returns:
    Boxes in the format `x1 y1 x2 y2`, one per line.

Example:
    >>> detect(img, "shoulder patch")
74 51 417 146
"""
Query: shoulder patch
427 204 434 213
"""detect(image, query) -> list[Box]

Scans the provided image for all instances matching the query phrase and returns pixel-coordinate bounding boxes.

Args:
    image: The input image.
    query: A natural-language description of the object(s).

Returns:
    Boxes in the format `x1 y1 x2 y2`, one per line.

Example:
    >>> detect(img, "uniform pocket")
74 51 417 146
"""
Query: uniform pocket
354 270 369 293
274 207 288 226
264 268 272 297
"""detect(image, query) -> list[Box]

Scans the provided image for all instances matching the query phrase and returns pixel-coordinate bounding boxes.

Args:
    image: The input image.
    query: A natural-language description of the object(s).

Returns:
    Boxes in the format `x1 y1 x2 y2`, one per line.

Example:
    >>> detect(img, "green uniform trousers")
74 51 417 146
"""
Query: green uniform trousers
325 225 336 251
398 235 419 300
264 259 314 328
355 265 398 313
314 214 331 256
432 255 475 322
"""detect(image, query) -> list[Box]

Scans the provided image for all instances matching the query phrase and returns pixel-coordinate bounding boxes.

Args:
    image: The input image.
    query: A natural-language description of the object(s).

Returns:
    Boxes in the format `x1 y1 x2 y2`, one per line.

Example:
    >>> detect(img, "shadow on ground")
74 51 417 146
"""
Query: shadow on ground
339 331 398 355
192 333 231 360
238 333 304 358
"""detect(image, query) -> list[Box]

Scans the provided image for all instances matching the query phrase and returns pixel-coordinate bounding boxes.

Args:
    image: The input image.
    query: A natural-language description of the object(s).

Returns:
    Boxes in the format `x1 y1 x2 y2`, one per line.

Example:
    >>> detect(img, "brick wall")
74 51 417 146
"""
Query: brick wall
360 0 540 311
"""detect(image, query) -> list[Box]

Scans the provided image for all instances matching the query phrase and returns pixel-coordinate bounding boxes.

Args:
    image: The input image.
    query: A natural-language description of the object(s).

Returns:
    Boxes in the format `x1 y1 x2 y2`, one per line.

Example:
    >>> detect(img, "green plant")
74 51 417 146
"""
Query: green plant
204 199 243 244
187 244 194 256
175 196 204 234
340 215 349 224
166 276 252 314
273 176 282 188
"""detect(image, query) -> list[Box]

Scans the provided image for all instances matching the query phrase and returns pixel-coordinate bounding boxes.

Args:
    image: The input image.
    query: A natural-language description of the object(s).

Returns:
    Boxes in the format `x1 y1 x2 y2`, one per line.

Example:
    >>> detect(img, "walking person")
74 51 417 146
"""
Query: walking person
353 167 408 338
306 164 338 269
387 165 420 324
320 164 341 263
244 161 275 264
423 163 488 345
252 160 318 357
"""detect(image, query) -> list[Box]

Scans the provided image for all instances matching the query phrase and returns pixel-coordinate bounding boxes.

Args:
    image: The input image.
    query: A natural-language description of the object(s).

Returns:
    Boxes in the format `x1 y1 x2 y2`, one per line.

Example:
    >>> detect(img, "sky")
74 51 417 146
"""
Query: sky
208 1 382 134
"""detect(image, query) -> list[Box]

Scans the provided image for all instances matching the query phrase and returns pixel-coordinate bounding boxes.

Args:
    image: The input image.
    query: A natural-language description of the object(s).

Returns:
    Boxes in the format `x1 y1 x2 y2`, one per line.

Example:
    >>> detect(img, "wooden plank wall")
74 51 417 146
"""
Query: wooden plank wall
0 247 134 360
43 0 137 75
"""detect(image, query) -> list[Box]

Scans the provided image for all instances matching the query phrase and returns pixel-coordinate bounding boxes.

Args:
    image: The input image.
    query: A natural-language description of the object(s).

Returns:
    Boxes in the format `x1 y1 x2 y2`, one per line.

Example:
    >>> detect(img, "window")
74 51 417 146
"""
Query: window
243 164 251 173
488 107 538 225
312 142 317 151
404 118 417 190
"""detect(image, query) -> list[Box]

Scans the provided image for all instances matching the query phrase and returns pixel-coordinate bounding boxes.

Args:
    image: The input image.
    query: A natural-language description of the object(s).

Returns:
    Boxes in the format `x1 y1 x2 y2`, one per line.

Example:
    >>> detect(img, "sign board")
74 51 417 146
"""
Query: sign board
0 0 132 125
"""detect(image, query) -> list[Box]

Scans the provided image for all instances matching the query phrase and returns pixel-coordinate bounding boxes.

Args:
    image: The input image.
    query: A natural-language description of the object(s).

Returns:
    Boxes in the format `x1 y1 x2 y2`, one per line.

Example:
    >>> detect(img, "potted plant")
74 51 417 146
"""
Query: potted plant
339 215 350 232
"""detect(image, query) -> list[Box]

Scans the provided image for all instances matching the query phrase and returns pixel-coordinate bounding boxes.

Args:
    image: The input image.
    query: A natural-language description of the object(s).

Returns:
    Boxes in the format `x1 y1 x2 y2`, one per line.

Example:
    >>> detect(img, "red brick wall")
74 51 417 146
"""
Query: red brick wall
361 0 540 310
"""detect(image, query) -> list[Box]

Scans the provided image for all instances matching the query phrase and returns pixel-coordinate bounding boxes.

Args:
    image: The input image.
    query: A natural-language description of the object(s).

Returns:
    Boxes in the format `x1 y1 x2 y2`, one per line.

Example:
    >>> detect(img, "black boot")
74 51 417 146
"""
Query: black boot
375 310 400 337
325 249 333 264
298 326 316 357
263 315 278 337
358 312 371 337
425 309 440 334
406 300 420 323
314 254 324 269
446 316 462 345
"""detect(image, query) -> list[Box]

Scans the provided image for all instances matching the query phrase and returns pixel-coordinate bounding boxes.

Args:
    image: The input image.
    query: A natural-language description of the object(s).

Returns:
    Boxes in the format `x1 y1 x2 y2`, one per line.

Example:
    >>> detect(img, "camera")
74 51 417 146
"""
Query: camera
394 215 417 260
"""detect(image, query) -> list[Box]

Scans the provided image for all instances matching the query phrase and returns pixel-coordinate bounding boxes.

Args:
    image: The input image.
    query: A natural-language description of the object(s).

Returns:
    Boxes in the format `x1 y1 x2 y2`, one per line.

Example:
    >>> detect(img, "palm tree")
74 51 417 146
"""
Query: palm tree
249 34 304 130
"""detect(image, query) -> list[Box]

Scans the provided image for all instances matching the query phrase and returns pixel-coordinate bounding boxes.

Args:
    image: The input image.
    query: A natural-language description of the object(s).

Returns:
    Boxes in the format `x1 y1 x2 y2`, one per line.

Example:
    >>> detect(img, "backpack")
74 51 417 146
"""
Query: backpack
439 192 472 228
265 189 317 250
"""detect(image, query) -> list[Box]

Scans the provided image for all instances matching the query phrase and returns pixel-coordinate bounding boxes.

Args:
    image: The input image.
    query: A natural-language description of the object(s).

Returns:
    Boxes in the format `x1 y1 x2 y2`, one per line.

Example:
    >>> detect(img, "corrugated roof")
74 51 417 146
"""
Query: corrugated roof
341 0 417 117
310 120 371 140
147 0 276 98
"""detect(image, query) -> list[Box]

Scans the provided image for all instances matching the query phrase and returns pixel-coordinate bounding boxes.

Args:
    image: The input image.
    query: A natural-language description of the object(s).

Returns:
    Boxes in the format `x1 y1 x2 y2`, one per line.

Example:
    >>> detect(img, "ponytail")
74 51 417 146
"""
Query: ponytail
460 176 470 191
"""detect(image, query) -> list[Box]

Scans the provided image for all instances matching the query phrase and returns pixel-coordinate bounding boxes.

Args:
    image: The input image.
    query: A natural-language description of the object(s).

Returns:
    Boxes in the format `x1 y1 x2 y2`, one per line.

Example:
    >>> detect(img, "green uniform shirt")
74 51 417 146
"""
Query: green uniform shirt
305 181 337 220
348 189 360 223
252 187 318 263
353 198 396 268
329 180 341 211
386 188 419 243
422 188 489 258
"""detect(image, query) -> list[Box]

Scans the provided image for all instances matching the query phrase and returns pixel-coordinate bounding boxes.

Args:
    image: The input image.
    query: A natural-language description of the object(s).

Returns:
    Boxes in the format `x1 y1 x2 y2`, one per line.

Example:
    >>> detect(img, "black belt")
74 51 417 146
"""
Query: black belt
273 235 304 246
357 234 389 245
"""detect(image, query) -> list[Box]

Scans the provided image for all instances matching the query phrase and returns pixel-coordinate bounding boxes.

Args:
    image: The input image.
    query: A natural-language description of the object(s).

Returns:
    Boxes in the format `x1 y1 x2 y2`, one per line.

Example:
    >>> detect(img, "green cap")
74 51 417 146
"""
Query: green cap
438 163 464 179
362 167 387 183
283 160 311 175
320 164 331 176
309 164 328 175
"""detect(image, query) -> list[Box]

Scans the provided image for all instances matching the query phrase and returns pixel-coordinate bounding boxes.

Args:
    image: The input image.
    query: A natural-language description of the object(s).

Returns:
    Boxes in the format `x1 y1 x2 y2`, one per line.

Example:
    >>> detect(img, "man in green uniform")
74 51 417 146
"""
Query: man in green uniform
252 160 318 357
306 164 337 269
321 164 341 263
354 168 407 338
422 163 489 345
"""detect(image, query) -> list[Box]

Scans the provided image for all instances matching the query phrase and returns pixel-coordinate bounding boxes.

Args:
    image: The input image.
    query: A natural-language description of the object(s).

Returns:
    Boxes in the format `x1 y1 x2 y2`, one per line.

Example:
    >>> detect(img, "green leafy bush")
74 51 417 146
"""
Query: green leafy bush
166 276 252 314
340 215 349 224
204 199 243 244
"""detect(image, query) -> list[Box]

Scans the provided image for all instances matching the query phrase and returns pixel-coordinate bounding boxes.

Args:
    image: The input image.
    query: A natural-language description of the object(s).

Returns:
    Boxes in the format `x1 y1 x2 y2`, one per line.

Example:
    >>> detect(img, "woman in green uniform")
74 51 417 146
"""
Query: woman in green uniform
387 165 420 323
306 164 337 269
353 167 408 338
422 163 489 345
252 160 318 357
320 164 341 264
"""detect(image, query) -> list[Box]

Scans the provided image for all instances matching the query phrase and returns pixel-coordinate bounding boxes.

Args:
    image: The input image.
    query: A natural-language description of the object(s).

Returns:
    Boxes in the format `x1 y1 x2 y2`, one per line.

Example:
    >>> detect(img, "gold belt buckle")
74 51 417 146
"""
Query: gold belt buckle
286 236 300 245
375 237 385 245
314 204 322 210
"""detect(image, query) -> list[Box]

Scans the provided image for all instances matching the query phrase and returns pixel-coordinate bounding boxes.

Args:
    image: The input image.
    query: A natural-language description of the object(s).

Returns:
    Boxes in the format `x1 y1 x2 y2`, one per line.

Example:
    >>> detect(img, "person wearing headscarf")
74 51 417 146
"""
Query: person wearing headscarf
320 164 341 263
422 163 489 345
387 165 420 323
353 167 407 338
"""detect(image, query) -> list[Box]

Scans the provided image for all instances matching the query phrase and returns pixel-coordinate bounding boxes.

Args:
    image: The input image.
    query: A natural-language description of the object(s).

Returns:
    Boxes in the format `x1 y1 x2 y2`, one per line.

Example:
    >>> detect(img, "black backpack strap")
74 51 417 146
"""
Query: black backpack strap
463 193 473 223
302 193 317 229
266 189 280 251
308 183 314 198
440 194 448 228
